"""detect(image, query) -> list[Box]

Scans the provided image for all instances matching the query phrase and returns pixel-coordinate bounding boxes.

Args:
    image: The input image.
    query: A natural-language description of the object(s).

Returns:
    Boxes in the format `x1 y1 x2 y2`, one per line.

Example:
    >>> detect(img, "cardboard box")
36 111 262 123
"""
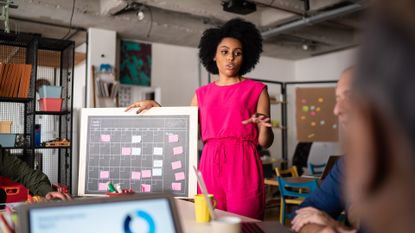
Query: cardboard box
0 121 12 133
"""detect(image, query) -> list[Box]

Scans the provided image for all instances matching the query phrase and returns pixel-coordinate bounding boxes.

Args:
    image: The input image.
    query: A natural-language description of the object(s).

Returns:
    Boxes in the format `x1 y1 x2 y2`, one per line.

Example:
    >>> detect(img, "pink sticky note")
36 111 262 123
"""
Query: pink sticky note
142 170 152 178
141 184 151 192
101 134 110 142
172 182 181 191
131 171 141 180
175 172 185 181
173 146 183 155
168 134 179 143
98 182 107 191
100 171 109 179
171 161 182 170
121 147 131 155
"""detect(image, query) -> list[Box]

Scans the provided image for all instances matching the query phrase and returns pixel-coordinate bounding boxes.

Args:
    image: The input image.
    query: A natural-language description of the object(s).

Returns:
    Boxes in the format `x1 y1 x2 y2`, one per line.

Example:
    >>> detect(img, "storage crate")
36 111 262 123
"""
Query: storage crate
0 176 28 203
0 133 16 147
38 98 63 111
0 121 12 133
38 85 62 98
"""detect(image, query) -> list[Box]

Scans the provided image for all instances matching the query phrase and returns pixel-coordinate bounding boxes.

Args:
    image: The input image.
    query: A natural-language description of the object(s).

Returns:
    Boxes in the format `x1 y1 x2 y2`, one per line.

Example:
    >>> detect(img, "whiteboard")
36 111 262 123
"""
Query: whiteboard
78 107 198 197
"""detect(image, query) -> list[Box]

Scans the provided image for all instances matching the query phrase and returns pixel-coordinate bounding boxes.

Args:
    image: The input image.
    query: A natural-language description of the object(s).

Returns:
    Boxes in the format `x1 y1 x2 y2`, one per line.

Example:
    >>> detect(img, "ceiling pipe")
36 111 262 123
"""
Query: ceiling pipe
261 3 364 40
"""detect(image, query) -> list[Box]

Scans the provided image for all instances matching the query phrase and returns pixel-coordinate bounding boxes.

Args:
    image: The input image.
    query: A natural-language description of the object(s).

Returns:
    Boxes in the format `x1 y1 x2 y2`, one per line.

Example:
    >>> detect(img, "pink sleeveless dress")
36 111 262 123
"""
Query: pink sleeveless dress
196 79 266 220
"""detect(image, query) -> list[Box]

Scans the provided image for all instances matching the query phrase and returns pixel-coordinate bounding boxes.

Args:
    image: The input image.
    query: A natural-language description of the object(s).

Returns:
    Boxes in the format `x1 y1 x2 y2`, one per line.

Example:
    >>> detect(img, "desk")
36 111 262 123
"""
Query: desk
264 176 318 186
175 199 290 233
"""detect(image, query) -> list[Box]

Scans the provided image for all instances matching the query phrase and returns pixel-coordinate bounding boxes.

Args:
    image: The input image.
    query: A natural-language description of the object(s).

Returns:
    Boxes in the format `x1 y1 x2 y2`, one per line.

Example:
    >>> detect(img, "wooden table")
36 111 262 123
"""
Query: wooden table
175 199 290 233
264 176 318 187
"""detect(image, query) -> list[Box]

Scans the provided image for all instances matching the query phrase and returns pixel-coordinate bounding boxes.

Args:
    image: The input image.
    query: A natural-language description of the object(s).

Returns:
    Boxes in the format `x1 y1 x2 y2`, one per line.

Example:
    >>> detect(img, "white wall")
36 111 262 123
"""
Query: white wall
72 44 87 194
151 43 200 106
295 48 357 81
248 56 295 82
86 28 117 107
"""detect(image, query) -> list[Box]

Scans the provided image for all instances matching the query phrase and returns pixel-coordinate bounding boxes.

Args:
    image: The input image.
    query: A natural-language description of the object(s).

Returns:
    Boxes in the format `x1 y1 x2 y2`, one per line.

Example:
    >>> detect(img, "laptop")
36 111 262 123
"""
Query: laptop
16 193 183 233
320 155 342 180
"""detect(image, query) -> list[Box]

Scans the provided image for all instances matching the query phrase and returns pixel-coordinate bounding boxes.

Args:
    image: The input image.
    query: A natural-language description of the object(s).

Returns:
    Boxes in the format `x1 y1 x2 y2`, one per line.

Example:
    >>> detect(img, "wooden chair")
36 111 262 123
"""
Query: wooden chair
277 176 318 225
275 165 299 177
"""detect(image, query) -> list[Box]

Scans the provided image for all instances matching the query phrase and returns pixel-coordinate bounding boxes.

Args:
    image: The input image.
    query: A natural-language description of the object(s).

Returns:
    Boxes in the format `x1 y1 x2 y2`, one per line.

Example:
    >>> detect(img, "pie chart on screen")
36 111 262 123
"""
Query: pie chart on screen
123 210 156 233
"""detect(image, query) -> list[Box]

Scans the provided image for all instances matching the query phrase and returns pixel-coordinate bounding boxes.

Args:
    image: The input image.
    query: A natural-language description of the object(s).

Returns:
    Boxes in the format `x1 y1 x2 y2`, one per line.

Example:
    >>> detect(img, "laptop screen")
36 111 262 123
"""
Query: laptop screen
24 196 179 233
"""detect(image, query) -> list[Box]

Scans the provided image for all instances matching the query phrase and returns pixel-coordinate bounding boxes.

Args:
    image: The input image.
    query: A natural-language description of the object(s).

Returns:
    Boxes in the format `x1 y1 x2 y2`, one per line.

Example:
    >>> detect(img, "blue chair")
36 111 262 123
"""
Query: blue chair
308 163 327 176
277 176 319 225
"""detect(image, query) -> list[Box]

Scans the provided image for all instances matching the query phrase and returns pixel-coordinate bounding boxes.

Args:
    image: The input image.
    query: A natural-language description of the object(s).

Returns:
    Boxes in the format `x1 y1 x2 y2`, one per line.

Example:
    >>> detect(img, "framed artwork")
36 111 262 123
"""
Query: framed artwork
120 40 151 86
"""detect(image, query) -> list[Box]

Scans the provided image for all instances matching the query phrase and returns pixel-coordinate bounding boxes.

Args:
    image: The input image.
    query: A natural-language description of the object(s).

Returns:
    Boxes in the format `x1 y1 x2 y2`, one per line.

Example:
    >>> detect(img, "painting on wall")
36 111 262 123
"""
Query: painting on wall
120 40 151 86
296 87 338 142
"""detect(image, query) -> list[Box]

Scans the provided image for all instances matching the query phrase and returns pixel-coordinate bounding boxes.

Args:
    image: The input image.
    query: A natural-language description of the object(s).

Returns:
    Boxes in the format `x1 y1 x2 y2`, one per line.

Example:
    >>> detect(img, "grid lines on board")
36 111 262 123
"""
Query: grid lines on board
85 115 189 196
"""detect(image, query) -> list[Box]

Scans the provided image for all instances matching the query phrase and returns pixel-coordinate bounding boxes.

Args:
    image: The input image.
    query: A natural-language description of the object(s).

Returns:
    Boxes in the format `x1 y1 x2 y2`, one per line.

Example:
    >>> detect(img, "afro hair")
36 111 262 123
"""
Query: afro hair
198 18 263 76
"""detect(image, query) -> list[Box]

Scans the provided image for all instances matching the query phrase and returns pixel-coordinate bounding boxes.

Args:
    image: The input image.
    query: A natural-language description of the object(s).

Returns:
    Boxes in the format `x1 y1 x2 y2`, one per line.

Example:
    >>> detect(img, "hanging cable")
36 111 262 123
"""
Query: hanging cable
145 5 153 38
62 0 76 40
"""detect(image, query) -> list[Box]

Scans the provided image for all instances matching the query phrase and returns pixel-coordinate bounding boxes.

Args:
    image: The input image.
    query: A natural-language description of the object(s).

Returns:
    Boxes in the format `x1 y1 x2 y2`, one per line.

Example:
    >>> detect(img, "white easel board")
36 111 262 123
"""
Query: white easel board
78 107 198 197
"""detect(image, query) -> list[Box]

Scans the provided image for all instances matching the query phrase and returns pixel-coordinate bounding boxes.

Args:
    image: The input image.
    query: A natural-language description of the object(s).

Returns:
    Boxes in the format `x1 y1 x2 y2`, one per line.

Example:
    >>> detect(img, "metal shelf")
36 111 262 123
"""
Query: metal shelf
0 97 32 103
35 146 71 149
34 110 71 115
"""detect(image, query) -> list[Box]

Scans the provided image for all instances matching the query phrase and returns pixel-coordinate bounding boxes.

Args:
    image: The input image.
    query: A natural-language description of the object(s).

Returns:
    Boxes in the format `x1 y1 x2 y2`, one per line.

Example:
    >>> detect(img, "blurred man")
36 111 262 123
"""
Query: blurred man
291 68 358 233
345 2 415 233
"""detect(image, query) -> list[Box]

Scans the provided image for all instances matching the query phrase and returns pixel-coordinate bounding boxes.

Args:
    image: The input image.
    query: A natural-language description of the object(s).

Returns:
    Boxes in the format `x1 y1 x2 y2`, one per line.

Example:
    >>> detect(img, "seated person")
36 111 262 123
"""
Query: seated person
345 3 415 233
0 148 70 200
291 68 359 233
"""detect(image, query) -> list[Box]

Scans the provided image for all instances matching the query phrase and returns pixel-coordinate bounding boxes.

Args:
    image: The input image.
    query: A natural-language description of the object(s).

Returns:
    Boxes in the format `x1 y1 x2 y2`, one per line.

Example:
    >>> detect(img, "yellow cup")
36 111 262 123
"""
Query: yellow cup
194 194 217 223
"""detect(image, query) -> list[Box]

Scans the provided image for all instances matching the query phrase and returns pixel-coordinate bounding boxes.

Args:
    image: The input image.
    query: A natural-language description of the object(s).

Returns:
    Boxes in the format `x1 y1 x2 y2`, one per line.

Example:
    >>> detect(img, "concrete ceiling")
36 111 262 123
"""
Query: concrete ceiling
1 0 365 60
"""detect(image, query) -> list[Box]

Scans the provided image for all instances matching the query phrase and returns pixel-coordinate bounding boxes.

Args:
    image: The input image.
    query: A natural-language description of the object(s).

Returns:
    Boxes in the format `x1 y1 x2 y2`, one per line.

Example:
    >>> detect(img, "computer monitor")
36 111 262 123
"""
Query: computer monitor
17 194 182 233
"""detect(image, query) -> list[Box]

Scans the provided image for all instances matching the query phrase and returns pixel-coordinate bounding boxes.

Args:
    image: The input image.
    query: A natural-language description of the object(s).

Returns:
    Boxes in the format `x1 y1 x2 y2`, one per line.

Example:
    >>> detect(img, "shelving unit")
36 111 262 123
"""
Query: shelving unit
0 32 74 191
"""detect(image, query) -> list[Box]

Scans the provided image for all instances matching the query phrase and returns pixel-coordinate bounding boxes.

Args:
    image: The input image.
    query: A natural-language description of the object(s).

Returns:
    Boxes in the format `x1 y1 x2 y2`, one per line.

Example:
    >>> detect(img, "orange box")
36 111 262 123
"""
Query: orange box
38 98 63 111
0 176 28 203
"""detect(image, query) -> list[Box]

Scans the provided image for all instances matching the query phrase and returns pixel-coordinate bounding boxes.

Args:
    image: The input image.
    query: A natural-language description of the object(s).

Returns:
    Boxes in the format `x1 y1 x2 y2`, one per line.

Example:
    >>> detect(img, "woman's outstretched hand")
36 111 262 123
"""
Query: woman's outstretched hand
242 113 272 127
125 100 161 114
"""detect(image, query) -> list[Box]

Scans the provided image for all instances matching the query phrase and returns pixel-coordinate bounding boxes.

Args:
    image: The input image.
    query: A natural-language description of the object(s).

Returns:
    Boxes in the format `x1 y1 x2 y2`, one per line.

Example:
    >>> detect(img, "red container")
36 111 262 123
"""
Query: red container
38 98 63 111
0 176 28 203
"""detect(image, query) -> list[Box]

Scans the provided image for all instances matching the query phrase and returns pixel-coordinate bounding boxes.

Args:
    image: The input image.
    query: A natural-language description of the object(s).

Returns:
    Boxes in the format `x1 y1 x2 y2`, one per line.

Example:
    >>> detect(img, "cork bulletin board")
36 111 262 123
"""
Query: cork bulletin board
296 87 338 142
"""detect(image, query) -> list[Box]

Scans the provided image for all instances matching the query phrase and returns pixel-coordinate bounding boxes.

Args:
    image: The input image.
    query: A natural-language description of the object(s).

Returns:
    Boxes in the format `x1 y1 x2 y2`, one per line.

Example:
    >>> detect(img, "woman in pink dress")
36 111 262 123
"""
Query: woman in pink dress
126 18 274 220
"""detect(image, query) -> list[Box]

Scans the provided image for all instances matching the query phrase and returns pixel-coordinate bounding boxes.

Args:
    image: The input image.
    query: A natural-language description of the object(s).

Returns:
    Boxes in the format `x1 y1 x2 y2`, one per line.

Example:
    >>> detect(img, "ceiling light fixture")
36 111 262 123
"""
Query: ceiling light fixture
137 6 144 21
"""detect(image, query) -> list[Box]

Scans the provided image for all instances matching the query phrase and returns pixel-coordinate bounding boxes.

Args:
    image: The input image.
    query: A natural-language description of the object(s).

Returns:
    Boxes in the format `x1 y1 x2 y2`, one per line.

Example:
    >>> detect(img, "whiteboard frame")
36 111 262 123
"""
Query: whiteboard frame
78 107 198 197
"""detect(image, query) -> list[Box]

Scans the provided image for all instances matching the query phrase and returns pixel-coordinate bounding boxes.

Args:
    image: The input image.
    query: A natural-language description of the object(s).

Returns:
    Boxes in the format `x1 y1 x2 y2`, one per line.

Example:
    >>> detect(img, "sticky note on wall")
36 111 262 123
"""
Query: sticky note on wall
98 182 107 191
141 184 151 192
121 147 131 155
171 161 182 170
173 146 183 155
101 134 111 142
168 134 179 143
152 168 162 176
132 135 142 143
172 182 181 191
131 171 141 180
153 160 163 167
153 147 163 155
175 172 185 181
132 147 141 155
100 171 109 179
142 170 152 178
